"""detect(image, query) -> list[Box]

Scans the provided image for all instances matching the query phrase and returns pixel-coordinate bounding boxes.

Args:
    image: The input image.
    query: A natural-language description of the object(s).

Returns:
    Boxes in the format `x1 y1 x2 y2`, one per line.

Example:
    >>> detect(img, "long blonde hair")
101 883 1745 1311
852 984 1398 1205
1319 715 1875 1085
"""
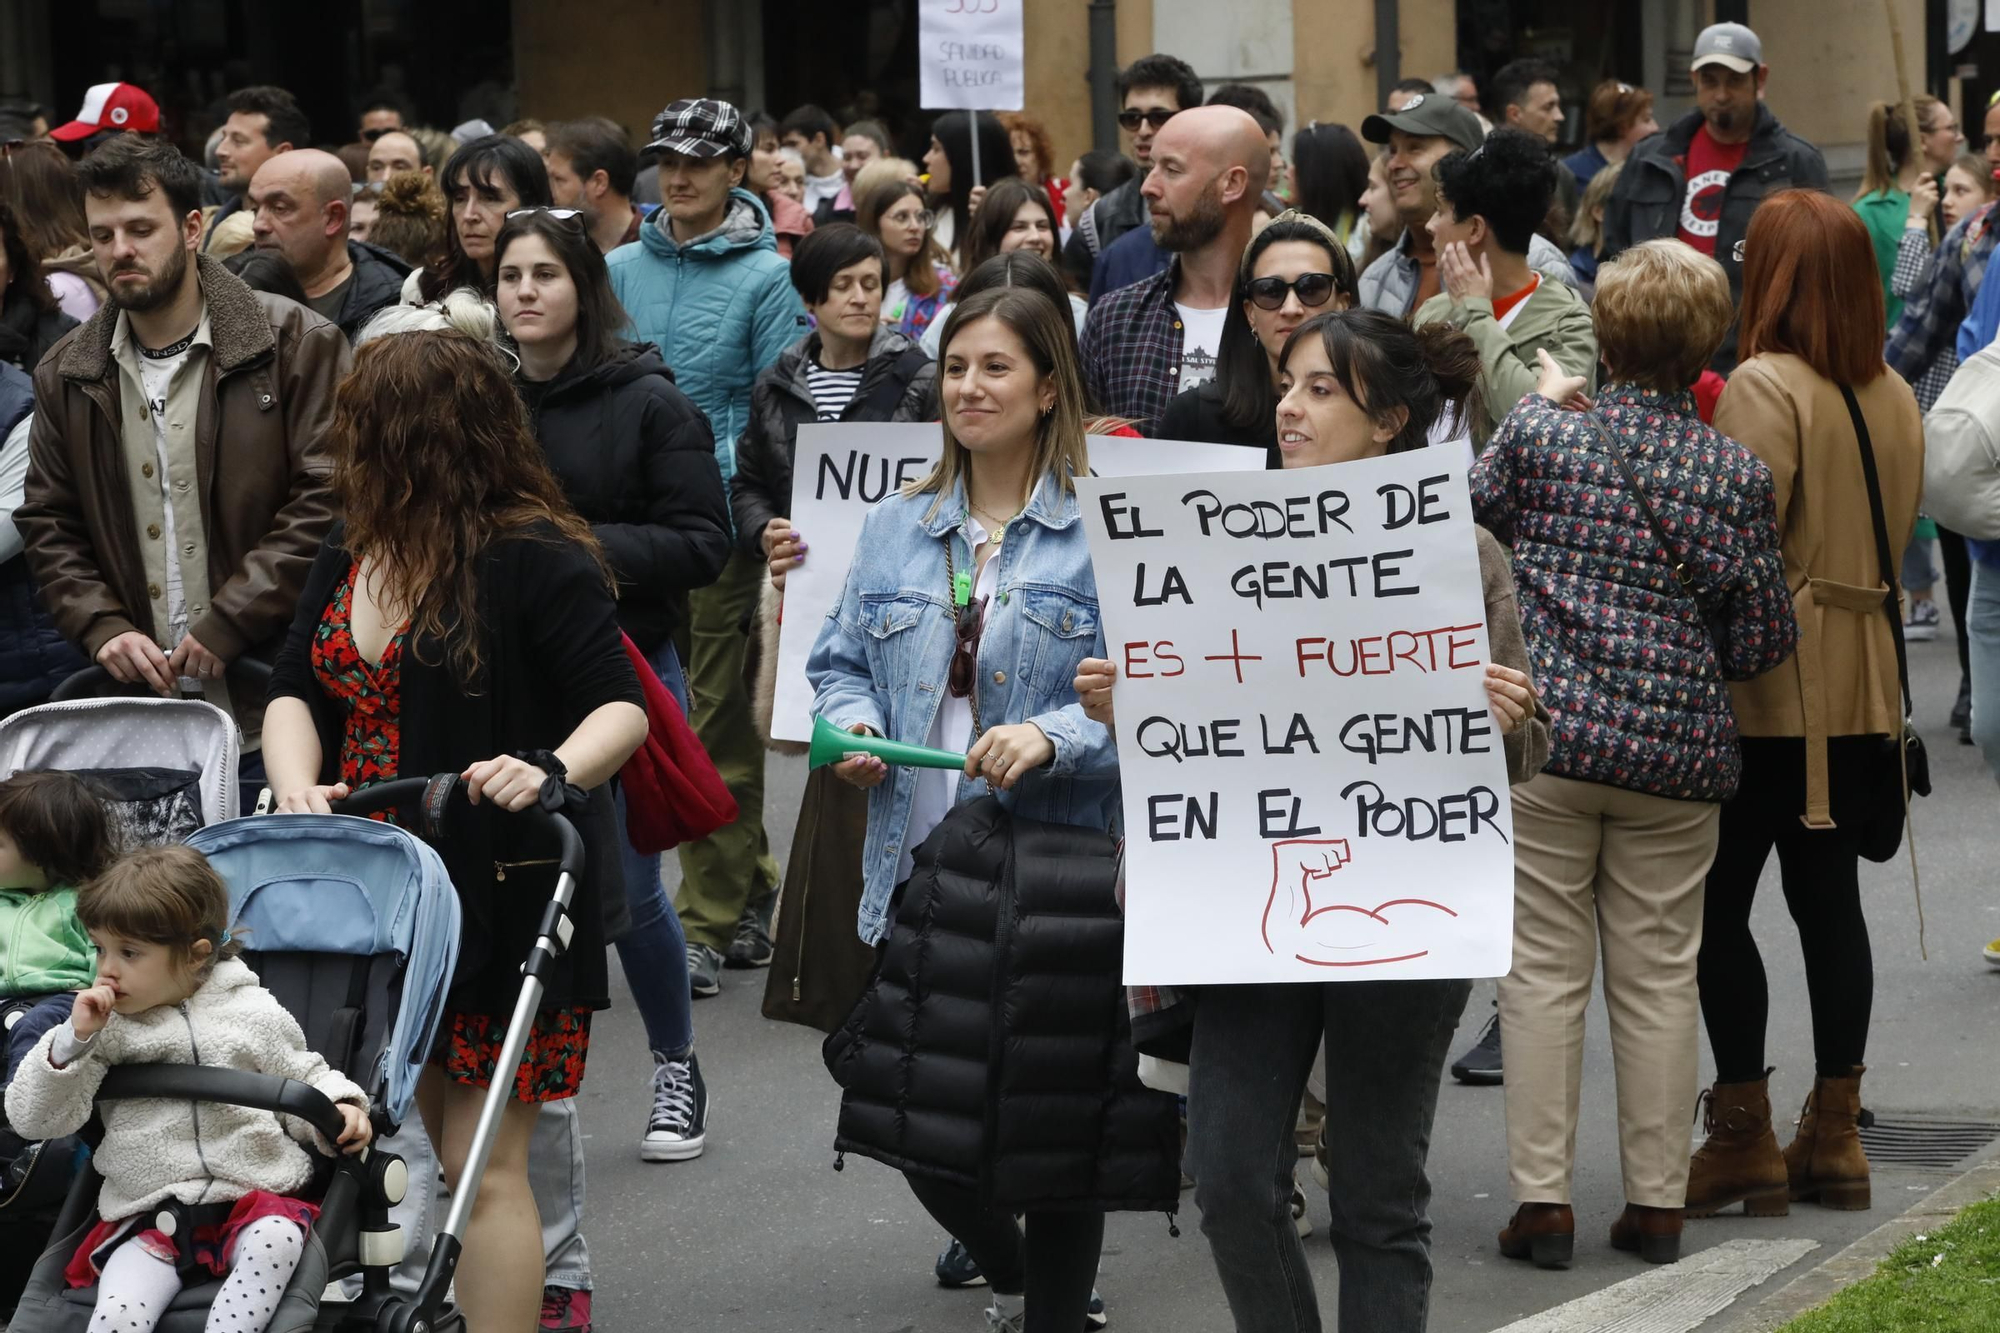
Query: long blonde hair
905 286 1090 518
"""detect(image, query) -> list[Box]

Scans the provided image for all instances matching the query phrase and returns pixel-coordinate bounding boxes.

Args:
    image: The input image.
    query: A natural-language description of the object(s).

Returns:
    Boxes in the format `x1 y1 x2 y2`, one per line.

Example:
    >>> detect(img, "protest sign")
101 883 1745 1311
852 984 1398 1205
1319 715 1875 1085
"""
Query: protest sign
770 425 1263 743
1078 453 1516 985
918 0 1025 112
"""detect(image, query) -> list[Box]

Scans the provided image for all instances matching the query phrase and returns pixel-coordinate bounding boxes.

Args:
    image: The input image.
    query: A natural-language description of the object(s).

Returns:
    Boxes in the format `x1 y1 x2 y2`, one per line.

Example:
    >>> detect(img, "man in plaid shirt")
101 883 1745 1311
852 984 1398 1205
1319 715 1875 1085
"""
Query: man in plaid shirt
1080 105 1270 433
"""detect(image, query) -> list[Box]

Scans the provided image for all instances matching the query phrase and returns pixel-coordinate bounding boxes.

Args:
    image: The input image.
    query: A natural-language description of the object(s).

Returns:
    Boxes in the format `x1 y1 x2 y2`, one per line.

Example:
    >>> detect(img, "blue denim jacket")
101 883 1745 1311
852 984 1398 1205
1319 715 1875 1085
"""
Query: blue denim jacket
806 468 1119 944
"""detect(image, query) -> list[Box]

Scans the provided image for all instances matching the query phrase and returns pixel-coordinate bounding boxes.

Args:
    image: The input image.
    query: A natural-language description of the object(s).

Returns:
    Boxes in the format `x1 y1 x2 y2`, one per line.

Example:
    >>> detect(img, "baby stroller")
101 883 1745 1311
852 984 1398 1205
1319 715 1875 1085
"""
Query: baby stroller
0 685 241 1309
7 773 586 1333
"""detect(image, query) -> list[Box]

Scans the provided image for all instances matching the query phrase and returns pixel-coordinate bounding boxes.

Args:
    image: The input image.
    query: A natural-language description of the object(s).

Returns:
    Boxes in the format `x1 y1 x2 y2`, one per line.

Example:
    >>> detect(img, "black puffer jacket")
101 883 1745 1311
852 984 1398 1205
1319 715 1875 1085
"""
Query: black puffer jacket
729 326 936 554
332 240 412 344
0 289 77 376
524 342 732 652
824 797 1181 1214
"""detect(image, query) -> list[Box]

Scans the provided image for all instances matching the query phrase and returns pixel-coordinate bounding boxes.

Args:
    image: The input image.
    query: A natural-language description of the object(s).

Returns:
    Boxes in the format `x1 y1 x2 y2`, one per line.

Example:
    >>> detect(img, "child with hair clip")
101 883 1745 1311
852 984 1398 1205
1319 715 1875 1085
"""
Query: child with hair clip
5 845 374 1333
0 771 116 1084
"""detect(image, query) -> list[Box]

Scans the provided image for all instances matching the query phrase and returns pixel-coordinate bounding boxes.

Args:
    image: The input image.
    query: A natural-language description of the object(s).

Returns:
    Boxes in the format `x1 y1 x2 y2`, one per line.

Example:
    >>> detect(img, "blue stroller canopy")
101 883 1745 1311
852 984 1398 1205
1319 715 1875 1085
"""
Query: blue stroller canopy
185 815 460 1126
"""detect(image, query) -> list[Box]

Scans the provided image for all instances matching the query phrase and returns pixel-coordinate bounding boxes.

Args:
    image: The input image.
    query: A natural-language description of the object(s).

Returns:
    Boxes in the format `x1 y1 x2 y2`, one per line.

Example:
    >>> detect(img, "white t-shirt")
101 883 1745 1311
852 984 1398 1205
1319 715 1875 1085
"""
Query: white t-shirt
1175 302 1227 394
897 512 998 887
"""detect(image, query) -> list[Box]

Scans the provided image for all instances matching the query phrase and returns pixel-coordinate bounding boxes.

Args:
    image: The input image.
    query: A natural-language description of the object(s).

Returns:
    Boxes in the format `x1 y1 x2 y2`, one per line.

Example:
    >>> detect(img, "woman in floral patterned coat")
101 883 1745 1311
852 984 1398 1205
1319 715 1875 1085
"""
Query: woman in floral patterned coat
1470 239 1797 1270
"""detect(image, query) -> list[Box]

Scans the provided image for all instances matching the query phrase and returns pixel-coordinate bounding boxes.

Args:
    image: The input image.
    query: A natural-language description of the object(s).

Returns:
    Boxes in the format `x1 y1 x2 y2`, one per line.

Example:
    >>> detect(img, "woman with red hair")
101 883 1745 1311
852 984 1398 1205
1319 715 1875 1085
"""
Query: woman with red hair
1000 112 1069 227
1688 189 1923 1223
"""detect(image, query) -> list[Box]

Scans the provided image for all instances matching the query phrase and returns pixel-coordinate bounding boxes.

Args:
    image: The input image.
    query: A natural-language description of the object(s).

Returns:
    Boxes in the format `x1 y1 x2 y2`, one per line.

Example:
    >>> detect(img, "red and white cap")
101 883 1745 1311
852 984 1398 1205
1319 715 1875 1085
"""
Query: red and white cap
50 83 162 142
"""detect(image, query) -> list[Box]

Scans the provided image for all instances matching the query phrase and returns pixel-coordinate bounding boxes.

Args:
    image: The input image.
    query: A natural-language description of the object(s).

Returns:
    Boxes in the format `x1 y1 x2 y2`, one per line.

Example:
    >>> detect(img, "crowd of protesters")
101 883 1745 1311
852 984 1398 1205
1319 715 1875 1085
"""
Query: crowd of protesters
0 16 1993 1332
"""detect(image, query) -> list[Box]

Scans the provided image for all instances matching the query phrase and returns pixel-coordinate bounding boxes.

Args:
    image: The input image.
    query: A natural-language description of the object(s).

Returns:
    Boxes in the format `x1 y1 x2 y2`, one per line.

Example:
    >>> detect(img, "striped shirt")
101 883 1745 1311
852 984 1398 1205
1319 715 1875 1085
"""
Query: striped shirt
805 357 866 421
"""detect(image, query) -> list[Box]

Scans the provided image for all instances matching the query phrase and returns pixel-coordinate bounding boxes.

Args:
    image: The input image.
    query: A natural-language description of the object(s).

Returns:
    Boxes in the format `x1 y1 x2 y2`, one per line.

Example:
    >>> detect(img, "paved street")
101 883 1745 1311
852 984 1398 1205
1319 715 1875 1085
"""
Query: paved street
573 613 2000 1333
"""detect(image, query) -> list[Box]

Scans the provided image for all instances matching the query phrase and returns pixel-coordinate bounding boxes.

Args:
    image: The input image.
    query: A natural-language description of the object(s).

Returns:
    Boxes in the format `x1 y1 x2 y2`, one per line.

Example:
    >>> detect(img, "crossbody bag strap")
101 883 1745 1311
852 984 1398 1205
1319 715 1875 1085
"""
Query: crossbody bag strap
1588 416 1697 599
1835 383 1915 720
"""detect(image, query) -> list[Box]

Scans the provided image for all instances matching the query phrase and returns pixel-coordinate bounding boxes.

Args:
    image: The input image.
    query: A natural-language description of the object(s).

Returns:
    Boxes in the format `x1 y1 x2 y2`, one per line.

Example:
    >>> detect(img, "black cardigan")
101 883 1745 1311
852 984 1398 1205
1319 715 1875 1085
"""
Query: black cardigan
269 523 643 1013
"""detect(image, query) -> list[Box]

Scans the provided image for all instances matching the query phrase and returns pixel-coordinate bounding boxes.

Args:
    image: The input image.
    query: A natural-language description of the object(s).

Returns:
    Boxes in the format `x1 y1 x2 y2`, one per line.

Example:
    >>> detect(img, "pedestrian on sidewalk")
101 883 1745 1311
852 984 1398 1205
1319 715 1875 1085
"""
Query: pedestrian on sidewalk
608 98 806 1001
1470 239 1797 1270
1693 190 1924 1221
809 286 1171 1332
1082 310 1549 1333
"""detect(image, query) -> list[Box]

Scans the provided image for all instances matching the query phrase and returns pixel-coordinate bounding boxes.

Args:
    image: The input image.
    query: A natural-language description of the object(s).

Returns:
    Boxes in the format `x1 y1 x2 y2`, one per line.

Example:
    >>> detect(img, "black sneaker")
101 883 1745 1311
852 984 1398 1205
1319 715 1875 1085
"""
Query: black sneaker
1952 676 1973 733
1450 1011 1503 1085
725 902 775 969
686 941 722 997
935 1236 987 1288
641 1050 708 1161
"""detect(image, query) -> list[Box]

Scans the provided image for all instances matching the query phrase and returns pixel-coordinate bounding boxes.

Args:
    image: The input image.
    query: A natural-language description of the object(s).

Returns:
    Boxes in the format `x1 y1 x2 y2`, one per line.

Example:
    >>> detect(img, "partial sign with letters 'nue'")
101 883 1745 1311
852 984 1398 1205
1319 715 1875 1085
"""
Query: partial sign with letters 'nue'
1078 454 1517 987
917 0 1025 111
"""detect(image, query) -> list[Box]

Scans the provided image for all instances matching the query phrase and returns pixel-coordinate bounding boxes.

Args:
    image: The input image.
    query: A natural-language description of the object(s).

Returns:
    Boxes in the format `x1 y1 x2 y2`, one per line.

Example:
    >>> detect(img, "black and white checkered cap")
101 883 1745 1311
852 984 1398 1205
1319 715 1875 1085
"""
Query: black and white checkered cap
645 98 751 159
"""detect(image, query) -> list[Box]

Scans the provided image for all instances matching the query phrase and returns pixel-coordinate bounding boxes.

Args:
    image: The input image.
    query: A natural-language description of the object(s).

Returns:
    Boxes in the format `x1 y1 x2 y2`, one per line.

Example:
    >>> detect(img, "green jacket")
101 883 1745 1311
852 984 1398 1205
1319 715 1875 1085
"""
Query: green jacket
1415 275 1598 445
1853 189 1912 327
0 885 95 996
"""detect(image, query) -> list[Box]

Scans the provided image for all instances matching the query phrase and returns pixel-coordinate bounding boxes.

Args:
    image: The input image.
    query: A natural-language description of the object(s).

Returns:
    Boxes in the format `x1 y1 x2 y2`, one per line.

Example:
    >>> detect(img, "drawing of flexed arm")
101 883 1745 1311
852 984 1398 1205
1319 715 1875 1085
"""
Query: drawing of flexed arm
1261 838 1457 968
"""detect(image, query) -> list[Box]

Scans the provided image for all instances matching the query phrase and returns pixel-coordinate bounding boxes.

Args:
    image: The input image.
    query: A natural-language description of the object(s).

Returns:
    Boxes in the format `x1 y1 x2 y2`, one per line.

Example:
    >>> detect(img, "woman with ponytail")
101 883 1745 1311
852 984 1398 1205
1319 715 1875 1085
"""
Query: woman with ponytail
1469 239 1797 1271
1854 96 1961 325
1074 308 1549 1333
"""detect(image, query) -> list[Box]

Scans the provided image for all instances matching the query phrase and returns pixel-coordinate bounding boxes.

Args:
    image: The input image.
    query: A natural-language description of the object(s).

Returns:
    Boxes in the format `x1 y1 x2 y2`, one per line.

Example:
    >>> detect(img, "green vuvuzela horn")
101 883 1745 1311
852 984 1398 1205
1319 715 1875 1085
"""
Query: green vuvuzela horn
807 714 968 772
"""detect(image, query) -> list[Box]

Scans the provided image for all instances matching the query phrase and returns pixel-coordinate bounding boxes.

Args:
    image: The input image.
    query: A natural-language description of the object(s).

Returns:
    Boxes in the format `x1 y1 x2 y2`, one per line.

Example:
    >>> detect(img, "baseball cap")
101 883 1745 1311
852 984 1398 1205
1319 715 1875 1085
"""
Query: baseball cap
49 82 161 142
645 99 752 159
1361 92 1483 154
1691 23 1763 75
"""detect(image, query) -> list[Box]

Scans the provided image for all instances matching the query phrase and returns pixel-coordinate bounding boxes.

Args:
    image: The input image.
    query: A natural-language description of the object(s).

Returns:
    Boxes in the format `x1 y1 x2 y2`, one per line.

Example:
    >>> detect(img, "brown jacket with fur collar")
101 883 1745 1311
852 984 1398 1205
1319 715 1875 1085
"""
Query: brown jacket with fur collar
18 255 345 694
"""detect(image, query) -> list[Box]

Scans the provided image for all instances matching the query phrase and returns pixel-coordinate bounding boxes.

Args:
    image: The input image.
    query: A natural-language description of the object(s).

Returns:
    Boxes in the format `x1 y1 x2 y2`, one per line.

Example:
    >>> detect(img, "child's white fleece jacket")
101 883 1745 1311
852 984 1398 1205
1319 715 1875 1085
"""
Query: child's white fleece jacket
4 959 369 1220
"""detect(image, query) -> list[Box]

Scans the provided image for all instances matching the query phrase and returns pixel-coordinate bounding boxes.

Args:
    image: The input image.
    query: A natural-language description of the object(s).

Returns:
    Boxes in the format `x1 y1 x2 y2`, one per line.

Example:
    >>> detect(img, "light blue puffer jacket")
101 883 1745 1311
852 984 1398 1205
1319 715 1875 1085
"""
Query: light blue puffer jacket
606 189 807 497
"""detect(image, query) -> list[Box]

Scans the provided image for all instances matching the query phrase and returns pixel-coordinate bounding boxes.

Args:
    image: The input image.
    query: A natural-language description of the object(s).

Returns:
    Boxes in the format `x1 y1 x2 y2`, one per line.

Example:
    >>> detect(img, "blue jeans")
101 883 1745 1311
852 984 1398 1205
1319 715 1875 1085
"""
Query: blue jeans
1970 560 2000 781
1186 978 1472 1333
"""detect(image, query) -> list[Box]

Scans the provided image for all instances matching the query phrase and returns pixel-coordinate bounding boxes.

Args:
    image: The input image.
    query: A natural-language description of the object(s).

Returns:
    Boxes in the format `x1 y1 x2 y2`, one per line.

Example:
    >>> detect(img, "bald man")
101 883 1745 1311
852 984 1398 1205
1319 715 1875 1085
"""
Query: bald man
1079 104 1270 432
238 148 411 343
365 129 430 184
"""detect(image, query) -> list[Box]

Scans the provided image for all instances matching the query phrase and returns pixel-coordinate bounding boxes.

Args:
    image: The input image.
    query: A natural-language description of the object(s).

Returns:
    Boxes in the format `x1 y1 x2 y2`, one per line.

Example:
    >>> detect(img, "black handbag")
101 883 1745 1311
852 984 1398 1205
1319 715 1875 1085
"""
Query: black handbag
1836 384 1931 863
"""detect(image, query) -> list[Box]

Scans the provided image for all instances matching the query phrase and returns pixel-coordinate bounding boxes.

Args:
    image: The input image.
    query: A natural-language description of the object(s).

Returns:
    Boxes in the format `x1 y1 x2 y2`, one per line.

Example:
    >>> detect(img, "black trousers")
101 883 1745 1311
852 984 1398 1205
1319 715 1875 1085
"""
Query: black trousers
904 1174 1103 1332
1697 737 1876 1082
1940 526 1973 683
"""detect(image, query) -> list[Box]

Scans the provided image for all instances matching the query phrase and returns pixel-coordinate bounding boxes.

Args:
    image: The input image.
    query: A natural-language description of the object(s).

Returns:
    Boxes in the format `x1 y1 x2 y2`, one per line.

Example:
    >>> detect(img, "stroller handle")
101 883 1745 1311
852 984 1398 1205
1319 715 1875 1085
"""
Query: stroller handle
329 775 586 887
48 656 276 703
98 1063 349 1145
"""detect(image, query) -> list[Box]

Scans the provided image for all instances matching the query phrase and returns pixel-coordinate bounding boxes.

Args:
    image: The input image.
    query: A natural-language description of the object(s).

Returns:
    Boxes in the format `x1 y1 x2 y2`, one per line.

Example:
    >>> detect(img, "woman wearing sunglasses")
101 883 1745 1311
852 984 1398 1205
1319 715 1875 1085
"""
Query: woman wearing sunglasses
1076 308 1550 1333
808 286 1169 1333
1158 211 1357 464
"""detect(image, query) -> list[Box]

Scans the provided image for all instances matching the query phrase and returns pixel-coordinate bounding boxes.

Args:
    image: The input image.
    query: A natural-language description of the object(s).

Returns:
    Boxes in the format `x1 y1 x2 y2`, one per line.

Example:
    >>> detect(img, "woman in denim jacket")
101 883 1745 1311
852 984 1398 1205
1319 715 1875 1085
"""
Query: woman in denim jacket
807 284 1118 1330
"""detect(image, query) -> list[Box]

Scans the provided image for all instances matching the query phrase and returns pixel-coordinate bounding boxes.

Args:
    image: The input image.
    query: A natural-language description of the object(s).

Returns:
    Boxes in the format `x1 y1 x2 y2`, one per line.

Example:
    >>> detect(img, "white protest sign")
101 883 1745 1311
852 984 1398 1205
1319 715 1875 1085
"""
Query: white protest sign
770 425 1265 743
918 0 1025 112
1078 453 1516 985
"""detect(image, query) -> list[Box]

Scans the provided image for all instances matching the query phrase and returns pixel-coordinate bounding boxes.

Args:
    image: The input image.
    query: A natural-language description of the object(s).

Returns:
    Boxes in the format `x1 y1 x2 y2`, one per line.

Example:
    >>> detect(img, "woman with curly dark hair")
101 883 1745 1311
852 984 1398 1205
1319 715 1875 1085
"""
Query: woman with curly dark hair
403 135 551 303
262 323 645 1333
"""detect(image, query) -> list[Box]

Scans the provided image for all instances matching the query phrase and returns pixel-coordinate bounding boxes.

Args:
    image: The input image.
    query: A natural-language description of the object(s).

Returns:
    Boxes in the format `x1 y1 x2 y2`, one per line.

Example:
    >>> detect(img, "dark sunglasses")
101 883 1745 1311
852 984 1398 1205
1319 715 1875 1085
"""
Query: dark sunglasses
1116 108 1176 132
947 595 989 699
1247 272 1341 311
361 127 391 142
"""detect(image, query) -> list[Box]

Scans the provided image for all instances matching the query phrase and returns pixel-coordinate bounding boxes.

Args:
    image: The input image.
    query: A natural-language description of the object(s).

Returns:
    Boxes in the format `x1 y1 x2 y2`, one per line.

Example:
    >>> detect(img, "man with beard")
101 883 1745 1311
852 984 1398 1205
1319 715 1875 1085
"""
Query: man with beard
17 134 345 809
1602 22 1827 371
1079 105 1269 433
234 148 411 343
1358 93 1578 321
204 85 310 252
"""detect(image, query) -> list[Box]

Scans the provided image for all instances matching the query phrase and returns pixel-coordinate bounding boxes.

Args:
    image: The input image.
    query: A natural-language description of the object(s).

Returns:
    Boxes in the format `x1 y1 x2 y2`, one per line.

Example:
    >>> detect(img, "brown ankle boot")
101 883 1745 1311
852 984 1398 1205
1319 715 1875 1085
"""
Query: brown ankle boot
1609 1204 1683 1264
1784 1066 1871 1210
1684 1073 1790 1219
1498 1202 1575 1270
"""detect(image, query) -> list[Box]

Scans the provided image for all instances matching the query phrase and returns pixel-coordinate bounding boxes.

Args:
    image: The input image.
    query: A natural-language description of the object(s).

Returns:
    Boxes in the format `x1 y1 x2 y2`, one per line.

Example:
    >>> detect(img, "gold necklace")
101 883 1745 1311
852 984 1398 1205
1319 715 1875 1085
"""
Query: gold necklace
969 500 1022 543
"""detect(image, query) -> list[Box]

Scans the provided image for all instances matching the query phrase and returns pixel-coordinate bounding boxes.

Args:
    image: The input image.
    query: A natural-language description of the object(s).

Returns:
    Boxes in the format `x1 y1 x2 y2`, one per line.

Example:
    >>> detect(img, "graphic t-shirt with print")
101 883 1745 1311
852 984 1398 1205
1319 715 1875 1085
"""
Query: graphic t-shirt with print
1174 302 1227 395
1676 125 1750 256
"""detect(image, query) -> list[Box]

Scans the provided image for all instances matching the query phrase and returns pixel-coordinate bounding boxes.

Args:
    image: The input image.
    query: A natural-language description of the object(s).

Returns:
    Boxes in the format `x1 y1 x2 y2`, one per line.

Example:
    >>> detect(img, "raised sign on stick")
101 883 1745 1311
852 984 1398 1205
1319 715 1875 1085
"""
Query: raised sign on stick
1078 454 1517 986
918 0 1025 112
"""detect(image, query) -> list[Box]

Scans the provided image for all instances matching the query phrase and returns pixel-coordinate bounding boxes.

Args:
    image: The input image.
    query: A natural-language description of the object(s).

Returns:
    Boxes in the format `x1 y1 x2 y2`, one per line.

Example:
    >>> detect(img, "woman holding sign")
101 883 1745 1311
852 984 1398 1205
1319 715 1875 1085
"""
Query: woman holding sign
807 285 1175 1333
1075 309 1550 1333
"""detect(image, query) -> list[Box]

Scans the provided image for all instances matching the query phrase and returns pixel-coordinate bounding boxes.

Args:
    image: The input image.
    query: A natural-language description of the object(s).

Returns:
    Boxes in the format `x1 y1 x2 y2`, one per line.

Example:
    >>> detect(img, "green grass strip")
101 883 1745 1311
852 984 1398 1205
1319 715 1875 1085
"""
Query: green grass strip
1779 1195 2000 1333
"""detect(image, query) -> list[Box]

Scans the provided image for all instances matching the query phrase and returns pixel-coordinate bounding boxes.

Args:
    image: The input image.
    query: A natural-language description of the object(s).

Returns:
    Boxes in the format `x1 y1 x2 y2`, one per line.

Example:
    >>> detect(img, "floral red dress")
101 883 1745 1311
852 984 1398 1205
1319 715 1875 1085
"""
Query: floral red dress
312 563 591 1102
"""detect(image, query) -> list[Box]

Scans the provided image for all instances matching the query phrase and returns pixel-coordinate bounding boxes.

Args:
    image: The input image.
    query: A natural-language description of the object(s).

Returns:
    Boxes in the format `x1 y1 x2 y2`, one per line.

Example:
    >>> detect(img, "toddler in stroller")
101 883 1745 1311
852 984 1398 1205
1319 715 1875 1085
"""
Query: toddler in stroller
0 772 120 1083
5 845 373 1333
